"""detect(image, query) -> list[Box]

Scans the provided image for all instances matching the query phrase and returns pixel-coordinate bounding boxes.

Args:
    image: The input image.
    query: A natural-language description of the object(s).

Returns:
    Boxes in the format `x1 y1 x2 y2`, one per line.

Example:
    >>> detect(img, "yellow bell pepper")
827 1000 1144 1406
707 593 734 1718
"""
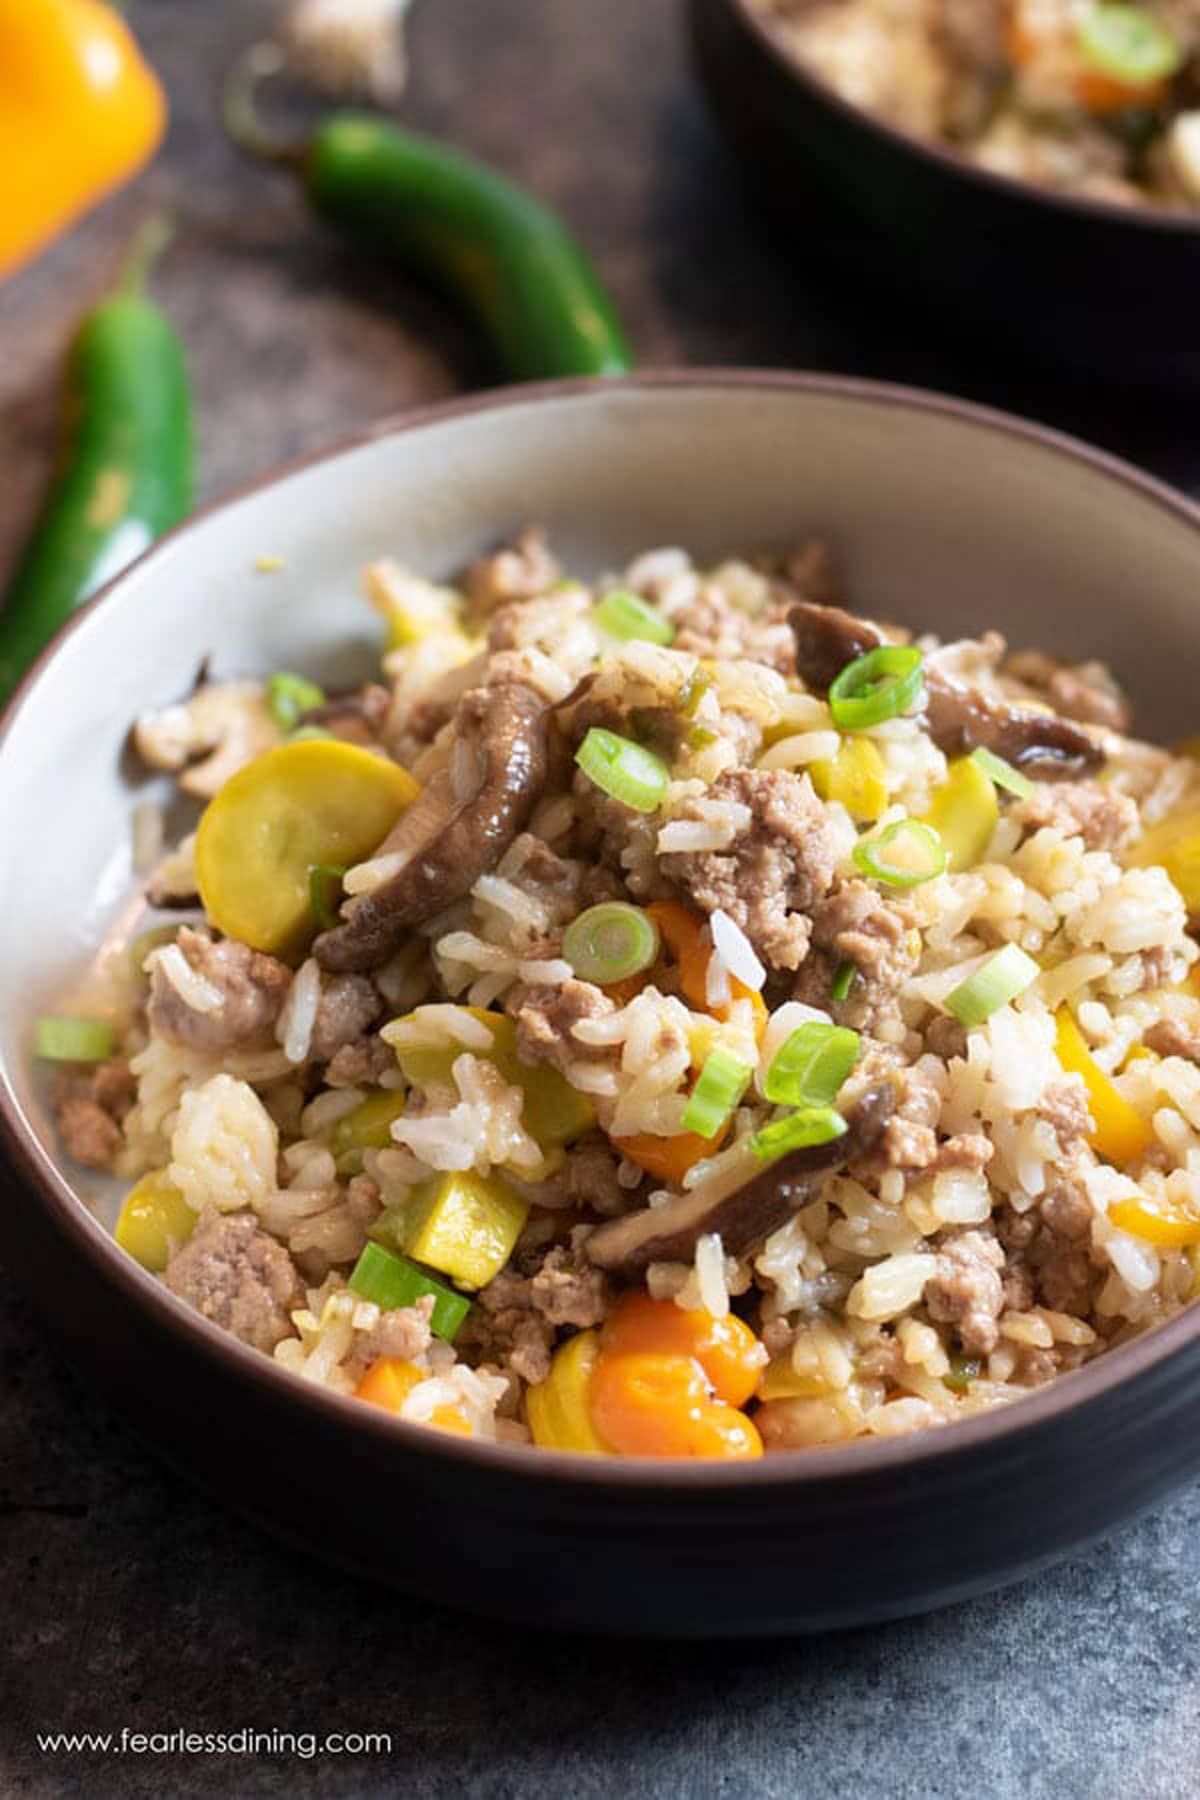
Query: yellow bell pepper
195 738 418 958
0 1 167 281
114 1168 195 1273
526 1329 612 1454
1108 1195 1200 1249
921 756 999 874
1054 1008 1153 1168
1126 807 1200 913
387 1007 594 1146
394 1169 529 1291
810 737 888 824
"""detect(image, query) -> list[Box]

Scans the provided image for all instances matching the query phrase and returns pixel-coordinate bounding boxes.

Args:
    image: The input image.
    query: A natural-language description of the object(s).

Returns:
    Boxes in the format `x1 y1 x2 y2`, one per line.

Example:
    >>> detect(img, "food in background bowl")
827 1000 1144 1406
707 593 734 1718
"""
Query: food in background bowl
38 526 1200 1460
752 0 1200 207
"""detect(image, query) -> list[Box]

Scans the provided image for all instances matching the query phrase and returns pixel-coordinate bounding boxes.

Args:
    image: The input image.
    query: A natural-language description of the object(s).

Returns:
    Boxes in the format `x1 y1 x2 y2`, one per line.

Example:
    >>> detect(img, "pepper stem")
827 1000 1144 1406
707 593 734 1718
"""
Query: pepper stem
222 41 310 171
115 214 176 298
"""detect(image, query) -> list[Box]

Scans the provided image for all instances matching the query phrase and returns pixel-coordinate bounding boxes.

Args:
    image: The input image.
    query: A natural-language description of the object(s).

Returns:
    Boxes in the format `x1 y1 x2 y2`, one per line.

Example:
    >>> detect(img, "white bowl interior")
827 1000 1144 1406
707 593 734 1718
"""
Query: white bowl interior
2 377 1198 1202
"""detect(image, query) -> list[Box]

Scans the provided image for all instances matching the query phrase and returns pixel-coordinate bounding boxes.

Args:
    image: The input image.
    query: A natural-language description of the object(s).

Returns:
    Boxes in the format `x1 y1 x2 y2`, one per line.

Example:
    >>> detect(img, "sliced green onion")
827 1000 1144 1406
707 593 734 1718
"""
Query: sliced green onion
969 746 1034 802
563 902 660 984
675 667 713 718
576 727 669 813
750 1105 847 1163
942 1354 982 1395
853 818 947 889
828 645 924 732
764 1022 861 1108
1077 4 1182 84
689 724 718 750
682 1046 753 1139
945 944 1040 1029
266 671 326 733
349 1241 470 1342
308 863 347 931
831 961 856 1002
35 1016 115 1062
287 724 335 744
593 588 675 645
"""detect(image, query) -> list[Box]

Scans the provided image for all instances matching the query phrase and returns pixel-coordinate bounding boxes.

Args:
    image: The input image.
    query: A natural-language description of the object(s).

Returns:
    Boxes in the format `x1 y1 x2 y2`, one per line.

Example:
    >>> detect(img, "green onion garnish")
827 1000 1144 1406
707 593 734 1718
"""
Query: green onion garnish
349 1241 470 1342
1077 3 1182 84
942 1354 982 1395
764 1022 861 1108
853 818 947 889
831 961 856 1003
750 1106 847 1163
562 902 660 984
944 944 1039 1029
266 671 326 733
593 588 675 645
287 724 335 744
35 1016 115 1062
308 863 347 931
828 645 924 732
576 727 669 813
969 746 1034 802
681 1046 753 1139
675 668 713 718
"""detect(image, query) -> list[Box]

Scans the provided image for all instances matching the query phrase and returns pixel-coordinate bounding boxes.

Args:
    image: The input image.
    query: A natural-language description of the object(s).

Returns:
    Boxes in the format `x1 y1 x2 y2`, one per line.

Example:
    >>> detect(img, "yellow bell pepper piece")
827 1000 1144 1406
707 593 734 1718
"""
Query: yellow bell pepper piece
388 1008 594 1146
921 756 999 873
114 1168 196 1273
328 1089 407 1158
195 738 418 958
364 561 467 649
1126 807 1200 913
0 0 167 282
398 1170 529 1291
1054 1008 1153 1168
526 1329 612 1454
809 737 888 824
1108 1195 1200 1249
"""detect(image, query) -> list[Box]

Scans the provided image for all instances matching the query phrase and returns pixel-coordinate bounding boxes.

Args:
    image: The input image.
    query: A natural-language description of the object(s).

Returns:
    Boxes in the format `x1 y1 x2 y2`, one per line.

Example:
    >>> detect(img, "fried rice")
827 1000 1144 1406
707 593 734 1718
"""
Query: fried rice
39 525 1200 1459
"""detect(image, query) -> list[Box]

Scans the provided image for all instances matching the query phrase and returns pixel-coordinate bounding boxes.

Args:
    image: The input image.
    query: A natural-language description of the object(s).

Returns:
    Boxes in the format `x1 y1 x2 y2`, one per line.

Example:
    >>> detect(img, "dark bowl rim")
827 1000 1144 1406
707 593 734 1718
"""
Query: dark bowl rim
5 365 1200 1494
710 0 1200 237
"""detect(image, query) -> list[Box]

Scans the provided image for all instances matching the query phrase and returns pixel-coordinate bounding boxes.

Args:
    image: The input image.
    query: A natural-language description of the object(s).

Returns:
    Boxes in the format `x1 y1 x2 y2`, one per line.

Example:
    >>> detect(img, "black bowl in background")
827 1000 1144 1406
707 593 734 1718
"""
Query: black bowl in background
688 0 1200 387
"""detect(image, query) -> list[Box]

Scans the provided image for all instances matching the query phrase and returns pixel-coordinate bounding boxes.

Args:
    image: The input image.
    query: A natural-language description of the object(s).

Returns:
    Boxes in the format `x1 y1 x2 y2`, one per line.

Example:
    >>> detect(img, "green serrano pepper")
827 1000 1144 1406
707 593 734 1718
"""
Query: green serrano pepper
225 47 631 383
0 220 193 704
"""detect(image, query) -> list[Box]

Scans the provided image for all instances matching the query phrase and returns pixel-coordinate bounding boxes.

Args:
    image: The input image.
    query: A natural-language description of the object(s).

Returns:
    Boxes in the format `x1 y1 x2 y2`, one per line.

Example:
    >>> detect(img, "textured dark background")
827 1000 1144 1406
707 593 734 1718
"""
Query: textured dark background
2 2 1199 1795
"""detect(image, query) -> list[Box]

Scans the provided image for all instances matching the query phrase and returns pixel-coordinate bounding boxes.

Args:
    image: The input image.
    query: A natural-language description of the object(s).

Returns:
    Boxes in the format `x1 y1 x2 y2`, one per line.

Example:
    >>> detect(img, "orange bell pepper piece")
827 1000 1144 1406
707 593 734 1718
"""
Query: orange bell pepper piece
354 1356 424 1412
601 1292 767 1407
645 900 767 1034
0 0 167 281
613 1122 730 1185
590 1353 763 1460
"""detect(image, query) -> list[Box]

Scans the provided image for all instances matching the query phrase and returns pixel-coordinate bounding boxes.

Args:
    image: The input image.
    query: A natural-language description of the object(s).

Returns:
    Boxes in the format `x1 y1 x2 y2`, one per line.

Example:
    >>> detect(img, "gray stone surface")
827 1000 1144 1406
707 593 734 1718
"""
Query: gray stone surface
2 2 1199 1794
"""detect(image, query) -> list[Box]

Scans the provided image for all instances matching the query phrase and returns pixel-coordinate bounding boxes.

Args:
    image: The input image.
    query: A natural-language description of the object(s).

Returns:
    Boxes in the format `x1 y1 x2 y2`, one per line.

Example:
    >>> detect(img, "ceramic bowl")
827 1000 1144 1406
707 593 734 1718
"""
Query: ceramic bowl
4 372 1200 1637
688 0 1200 387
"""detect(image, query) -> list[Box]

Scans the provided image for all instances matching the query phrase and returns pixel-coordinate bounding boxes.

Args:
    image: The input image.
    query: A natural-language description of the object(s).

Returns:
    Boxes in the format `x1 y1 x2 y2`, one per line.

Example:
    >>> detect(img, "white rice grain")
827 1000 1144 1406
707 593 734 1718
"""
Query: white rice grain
149 943 224 1015
710 908 765 991
277 957 321 1065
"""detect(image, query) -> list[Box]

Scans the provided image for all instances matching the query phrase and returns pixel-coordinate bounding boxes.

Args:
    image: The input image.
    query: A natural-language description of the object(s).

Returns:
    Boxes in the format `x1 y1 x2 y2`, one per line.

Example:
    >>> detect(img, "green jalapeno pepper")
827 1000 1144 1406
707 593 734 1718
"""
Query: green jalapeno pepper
0 218 193 704
224 45 631 383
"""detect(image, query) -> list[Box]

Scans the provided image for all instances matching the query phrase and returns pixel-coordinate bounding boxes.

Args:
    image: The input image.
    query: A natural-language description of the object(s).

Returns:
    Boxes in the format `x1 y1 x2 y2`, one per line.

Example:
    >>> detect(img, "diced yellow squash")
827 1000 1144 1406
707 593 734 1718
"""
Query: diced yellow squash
400 1170 529 1291
195 739 418 958
388 1008 594 1146
809 737 888 824
115 1169 196 1273
329 1089 407 1157
526 1329 611 1454
921 756 999 873
1054 1008 1153 1168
